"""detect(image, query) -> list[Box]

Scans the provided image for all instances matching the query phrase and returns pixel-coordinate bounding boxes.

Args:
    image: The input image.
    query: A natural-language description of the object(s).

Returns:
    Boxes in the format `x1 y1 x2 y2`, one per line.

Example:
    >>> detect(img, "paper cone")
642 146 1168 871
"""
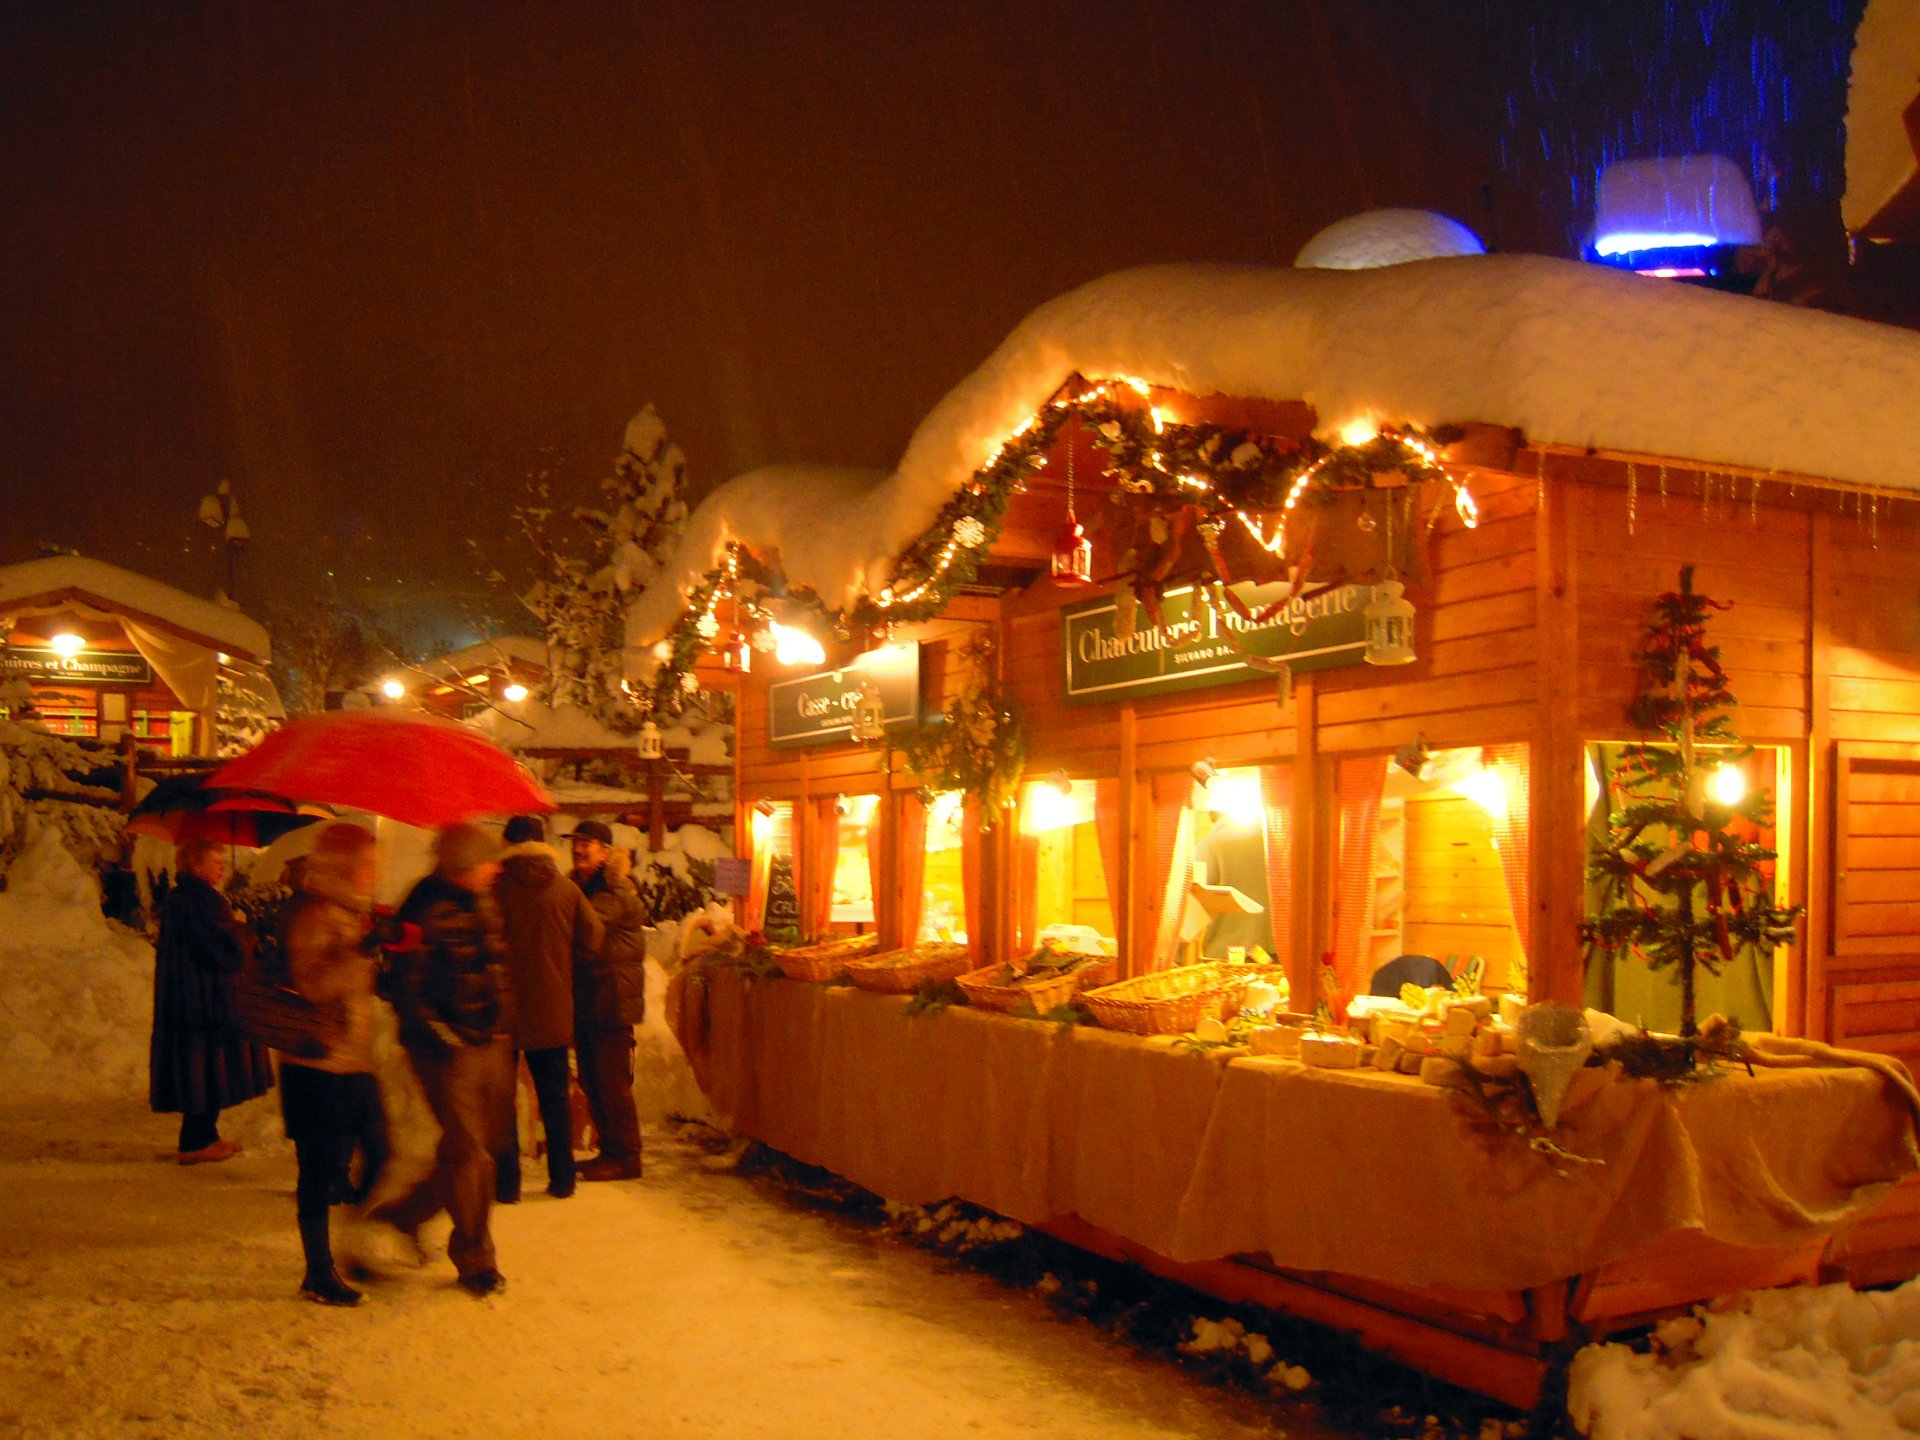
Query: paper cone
1517 1004 1593 1129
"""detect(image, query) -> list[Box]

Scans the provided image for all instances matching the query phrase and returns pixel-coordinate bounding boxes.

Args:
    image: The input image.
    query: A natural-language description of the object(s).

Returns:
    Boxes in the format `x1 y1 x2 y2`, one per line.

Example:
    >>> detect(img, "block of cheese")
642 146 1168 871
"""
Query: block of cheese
1419 1055 1467 1087
1396 1049 1426 1075
1470 1052 1521 1080
1192 1016 1229 1043
1299 1032 1362 1068
1498 993 1527 1027
1250 1026 1304 1059
1374 1036 1404 1071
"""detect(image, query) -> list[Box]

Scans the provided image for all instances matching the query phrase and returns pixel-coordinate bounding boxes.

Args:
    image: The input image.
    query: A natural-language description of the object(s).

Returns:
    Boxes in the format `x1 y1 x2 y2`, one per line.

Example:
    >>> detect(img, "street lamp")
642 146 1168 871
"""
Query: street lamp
197 480 251 601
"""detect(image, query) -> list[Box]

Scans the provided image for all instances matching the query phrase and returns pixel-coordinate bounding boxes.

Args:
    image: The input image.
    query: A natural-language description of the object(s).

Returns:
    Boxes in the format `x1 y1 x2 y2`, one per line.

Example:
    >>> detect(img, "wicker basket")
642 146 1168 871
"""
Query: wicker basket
955 954 1116 1015
1078 963 1237 1035
844 942 974 995
772 933 880 983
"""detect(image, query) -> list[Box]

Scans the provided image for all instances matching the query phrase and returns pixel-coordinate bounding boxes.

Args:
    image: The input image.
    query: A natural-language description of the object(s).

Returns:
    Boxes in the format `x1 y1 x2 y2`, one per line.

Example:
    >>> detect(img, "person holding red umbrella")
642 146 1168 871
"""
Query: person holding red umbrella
372 822 516 1298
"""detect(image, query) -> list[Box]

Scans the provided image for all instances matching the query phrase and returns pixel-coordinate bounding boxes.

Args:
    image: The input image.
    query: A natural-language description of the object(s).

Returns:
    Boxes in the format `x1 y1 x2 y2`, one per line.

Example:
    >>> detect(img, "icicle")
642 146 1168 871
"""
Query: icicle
1658 462 1668 507
1535 447 1546 509
1626 459 1637 535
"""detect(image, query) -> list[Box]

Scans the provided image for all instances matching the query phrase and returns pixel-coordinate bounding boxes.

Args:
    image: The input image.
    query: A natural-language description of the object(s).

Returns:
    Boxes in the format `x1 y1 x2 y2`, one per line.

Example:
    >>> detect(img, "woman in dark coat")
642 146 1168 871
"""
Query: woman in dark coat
149 836 274 1163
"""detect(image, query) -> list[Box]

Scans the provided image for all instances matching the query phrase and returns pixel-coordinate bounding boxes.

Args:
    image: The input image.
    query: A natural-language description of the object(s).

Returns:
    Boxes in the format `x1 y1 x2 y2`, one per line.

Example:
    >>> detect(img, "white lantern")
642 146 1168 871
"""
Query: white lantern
638 720 664 760
1364 579 1417 665
851 680 887 743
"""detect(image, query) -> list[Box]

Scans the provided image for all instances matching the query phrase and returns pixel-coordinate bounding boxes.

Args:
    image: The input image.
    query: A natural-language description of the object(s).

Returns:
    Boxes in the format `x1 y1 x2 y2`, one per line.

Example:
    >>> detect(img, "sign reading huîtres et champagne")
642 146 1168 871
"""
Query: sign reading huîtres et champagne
1061 581 1368 704
0 646 153 685
768 642 922 748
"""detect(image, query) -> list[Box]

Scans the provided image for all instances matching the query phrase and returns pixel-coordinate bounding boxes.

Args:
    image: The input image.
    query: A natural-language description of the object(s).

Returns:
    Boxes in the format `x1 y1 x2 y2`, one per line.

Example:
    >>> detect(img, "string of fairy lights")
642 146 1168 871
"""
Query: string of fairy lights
626 374 1479 715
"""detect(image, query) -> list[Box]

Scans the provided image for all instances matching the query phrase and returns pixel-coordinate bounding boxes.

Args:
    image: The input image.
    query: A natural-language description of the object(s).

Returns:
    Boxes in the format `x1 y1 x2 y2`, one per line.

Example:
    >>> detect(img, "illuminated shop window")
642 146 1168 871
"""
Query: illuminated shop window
1018 778 1115 955
918 791 969 944
750 800 801 944
1187 766 1275 961
1583 742 1786 1032
826 793 879 931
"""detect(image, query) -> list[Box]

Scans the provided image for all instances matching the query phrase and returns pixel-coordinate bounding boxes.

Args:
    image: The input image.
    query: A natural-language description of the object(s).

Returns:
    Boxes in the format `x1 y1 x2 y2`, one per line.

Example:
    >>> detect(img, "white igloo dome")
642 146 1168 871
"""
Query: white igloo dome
1294 209 1485 270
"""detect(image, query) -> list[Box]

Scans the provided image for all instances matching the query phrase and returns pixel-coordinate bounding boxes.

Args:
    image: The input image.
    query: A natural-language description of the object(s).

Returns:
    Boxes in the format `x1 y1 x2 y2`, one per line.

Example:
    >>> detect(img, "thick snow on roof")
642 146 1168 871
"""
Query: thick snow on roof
1294 209 1484 269
0 555 270 660
632 255 1920 650
418 633 548 682
1844 0 1920 233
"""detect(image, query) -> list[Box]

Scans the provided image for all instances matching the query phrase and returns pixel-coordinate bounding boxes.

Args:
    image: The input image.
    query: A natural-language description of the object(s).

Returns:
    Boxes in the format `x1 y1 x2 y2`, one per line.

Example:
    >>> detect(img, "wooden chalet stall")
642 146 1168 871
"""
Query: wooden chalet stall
638 257 1920 1403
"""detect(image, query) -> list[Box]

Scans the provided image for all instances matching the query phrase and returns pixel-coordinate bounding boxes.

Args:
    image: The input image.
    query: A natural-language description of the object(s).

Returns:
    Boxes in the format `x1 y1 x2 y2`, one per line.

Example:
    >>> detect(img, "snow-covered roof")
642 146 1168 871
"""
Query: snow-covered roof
630 254 1920 653
417 633 549 684
0 555 270 661
1844 0 1920 234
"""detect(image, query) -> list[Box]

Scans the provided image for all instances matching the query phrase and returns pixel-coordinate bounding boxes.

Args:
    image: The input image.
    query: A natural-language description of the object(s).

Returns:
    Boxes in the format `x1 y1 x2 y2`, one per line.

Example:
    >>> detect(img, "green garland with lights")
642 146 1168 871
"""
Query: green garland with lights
632 374 1476 712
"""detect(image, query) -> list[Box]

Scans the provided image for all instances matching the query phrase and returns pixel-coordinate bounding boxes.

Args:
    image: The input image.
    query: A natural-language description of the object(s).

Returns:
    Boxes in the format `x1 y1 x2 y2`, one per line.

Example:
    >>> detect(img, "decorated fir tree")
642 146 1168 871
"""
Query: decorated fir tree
1582 566 1803 1037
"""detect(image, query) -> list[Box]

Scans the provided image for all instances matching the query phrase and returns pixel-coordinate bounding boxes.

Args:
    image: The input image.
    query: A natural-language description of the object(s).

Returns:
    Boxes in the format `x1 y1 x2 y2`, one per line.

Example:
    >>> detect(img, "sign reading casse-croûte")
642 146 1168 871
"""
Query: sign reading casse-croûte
0 646 154 686
1061 581 1368 704
767 641 921 748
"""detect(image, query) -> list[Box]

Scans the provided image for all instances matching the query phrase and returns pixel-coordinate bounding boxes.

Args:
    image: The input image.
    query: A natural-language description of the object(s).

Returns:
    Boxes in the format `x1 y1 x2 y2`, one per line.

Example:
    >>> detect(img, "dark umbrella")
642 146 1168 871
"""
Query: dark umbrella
127 774 328 849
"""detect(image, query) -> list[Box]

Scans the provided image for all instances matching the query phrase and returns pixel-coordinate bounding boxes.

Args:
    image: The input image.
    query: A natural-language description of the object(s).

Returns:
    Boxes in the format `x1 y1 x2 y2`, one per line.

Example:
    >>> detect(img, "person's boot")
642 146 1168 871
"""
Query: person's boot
297 1211 363 1307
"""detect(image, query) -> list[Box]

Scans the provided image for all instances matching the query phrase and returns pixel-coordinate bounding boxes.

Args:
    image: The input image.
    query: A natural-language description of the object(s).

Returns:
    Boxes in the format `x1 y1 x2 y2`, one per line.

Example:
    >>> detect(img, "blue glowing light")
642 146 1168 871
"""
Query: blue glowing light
1592 230 1721 256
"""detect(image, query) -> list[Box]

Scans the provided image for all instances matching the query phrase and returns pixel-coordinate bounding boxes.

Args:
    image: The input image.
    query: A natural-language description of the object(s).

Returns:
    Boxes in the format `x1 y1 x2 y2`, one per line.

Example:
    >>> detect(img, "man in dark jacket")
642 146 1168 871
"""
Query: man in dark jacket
374 823 515 1297
492 815 602 1201
568 820 647 1181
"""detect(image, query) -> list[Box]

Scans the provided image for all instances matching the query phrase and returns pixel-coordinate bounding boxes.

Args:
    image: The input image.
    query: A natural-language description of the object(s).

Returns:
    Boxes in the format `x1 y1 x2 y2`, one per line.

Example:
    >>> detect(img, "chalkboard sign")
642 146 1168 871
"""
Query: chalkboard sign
763 855 801 942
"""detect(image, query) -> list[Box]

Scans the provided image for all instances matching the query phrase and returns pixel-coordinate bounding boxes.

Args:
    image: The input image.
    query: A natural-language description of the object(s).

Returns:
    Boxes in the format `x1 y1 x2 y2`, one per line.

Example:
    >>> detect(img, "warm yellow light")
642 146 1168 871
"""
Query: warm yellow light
1338 417 1378 448
381 679 405 700
1452 769 1508 822
1204 769 1265 828
48 633 84 658
1022 776 1078 834
770 622 826 667
502 683 529 703
465 672 488 685
1707 763 1747 807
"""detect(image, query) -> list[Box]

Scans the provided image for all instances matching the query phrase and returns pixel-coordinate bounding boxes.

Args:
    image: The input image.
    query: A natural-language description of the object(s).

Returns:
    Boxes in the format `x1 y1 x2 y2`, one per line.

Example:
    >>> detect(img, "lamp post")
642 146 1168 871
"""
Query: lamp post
197 480 250 601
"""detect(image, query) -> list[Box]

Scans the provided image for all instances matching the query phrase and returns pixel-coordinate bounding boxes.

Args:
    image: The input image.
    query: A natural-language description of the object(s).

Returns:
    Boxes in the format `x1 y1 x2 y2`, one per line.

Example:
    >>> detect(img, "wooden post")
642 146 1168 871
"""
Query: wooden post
1290 674 1320 1008
647 760 666 852
1531 453 1584 1005
1803 510 1835 1043
117 730 140 811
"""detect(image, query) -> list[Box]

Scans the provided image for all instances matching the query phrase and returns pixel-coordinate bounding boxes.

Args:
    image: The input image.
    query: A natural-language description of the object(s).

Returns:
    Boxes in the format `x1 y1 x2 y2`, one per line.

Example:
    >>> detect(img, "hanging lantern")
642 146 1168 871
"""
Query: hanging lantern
637 719 664 761
850 679 887 743
1050 512 1093 583
1050 432 1094 583
1364 579 1417 665
722 632 752 673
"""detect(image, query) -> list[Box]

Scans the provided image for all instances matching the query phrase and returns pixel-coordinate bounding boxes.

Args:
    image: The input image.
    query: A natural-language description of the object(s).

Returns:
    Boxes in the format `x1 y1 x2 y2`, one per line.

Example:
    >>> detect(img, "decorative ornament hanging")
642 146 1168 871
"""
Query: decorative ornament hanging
679 670 702 694
851 678 887 743
750 625 776 654
637 719 664 761
953 515 989 550
722 632 752 673
1050 435 1094 583
695 609 720 640
1364 496 1417 666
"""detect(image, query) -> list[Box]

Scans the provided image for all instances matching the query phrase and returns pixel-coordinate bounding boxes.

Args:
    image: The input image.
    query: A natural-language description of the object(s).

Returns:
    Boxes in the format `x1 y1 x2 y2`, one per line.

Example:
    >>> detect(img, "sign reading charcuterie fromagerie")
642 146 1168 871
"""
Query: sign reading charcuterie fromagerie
767 642 921 748
0 646 153 685
1061 582 1369 704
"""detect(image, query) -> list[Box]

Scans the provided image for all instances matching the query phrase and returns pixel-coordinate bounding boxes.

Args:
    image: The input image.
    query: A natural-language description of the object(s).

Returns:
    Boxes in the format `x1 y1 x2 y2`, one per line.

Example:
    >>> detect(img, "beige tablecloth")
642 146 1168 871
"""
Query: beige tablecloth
684 971 1920 1293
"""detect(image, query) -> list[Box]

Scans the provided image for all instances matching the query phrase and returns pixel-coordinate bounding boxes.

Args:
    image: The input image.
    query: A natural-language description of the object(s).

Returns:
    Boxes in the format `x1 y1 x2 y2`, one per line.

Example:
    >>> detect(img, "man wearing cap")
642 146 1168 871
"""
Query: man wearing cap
375 822 516 1297
568 820 647 1181
493 814 602 1202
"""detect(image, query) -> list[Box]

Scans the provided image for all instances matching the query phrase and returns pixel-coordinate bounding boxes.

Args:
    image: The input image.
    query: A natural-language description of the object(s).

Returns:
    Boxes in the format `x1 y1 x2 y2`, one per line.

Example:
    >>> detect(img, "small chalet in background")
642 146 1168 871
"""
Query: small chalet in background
0 555 274 758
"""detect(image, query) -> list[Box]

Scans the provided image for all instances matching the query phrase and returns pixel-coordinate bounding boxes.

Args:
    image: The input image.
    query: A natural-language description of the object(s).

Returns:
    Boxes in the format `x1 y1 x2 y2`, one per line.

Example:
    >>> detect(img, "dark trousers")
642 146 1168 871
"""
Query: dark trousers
179 1110 220 1153
281 1065 390 1221
575 1025 642 1165
497 1046 575 1198
382 1038 512 1279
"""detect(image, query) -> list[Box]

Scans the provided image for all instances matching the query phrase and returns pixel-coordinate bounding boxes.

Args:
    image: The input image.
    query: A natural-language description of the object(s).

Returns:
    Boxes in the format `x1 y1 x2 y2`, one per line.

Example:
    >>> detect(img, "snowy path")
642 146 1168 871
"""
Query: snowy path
0 1102 1322 1440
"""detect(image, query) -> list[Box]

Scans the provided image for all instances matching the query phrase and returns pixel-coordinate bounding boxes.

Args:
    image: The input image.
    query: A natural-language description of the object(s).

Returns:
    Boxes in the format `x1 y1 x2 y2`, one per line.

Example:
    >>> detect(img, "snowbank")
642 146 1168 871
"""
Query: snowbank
1569 1277 1920 1439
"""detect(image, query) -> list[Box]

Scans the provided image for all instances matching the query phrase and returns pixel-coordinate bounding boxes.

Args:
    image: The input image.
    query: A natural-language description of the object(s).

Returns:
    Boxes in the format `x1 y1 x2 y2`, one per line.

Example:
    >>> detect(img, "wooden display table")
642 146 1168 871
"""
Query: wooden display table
678 970 1920 1405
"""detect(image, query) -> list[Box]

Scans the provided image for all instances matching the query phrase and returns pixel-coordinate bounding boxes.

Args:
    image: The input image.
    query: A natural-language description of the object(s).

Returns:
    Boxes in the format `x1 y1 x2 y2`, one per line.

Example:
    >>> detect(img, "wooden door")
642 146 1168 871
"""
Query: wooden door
1825 742 1920 1072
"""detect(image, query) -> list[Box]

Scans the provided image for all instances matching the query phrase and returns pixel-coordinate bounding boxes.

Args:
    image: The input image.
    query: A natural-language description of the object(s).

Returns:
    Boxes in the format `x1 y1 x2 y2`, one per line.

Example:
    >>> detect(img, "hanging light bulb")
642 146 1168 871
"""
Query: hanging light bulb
1050 436 1094 583
502 683 529 703
1707 762 1747 807
850 679 887 743
769 621 826 667
48 632 85 658
637 719 664 760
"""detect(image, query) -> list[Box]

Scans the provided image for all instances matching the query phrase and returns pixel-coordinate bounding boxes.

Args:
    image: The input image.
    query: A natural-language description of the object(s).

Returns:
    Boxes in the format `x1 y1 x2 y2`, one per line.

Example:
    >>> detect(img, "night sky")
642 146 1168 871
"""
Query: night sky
0 1 1866 648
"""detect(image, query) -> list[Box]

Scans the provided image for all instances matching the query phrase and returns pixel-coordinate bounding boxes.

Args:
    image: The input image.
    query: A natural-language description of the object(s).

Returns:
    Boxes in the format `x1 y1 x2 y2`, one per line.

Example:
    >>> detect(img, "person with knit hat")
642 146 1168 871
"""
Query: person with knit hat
276 822 390 1306
373 821 515 1298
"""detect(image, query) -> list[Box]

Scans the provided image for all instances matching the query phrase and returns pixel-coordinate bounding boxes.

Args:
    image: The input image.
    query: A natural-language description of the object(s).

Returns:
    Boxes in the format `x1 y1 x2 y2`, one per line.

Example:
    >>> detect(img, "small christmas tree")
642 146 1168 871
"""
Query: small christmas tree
1582 566 1802 1037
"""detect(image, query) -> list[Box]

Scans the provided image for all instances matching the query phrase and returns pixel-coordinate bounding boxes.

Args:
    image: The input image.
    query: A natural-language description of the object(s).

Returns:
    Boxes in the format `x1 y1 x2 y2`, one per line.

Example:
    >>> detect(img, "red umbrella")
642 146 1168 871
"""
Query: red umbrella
208 709 555 829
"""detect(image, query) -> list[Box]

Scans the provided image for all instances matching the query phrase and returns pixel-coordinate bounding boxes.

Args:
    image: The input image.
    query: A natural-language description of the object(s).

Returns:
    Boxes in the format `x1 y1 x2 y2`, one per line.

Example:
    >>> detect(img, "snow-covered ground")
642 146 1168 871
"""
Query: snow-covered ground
4 821 1919 1438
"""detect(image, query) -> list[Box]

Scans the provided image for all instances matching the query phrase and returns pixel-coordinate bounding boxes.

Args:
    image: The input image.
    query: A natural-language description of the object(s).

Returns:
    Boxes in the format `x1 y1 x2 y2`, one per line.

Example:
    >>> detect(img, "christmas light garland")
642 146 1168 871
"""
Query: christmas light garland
631 375 1477 714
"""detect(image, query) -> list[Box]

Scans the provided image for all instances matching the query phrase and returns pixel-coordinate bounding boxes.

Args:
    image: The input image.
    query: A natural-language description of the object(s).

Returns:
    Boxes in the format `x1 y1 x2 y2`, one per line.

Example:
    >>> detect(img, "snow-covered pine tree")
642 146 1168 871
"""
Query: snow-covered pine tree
0 680 126 884
214 662 280 757
1582 566 1803 1037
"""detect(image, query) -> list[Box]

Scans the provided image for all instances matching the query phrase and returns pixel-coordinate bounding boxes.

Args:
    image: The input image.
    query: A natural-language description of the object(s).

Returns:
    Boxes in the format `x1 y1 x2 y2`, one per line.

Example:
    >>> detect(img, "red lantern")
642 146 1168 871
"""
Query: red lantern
1050 510 1093 583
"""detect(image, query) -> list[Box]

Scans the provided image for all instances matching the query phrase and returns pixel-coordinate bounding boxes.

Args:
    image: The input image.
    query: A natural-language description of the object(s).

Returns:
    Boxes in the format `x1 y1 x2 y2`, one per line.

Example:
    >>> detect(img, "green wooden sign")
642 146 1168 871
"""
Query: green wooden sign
768 641 921 748
1061 582 1368 704
0 646 153 685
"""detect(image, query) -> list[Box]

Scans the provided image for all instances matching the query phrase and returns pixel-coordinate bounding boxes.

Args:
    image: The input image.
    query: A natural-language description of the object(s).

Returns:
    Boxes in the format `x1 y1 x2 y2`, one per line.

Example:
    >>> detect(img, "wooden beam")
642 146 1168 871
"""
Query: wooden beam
1532 456 1583 1005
